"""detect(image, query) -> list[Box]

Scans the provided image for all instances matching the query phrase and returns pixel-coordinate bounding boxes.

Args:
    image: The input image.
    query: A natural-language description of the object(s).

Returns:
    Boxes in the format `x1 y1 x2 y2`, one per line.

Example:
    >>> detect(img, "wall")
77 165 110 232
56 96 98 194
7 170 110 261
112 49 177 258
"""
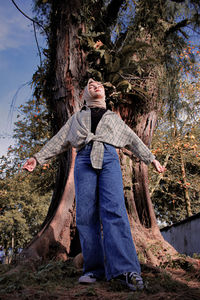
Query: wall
161 212 200 257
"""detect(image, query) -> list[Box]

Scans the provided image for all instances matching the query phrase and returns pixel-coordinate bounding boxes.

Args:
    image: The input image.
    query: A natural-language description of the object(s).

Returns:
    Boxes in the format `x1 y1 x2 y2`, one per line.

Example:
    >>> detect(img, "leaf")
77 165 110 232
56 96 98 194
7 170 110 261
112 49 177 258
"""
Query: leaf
117 80 132 92
110 58 121 73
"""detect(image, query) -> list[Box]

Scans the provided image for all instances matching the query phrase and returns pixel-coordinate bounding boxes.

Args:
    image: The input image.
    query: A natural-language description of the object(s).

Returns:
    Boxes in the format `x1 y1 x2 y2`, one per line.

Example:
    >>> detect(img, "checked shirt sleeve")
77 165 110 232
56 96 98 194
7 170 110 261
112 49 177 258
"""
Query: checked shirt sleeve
116 117 155 165
34 116 73 165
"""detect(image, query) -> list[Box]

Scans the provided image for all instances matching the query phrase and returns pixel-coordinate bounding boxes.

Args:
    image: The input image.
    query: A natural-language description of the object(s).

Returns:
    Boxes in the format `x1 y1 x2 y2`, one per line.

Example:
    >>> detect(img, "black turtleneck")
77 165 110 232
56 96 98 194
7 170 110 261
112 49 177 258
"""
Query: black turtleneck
91 107 107 133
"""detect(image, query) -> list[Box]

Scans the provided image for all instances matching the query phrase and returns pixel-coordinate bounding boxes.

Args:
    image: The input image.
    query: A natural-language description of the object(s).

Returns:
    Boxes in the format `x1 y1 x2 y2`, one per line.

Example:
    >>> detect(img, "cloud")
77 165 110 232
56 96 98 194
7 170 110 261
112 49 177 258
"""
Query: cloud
0 1 34 51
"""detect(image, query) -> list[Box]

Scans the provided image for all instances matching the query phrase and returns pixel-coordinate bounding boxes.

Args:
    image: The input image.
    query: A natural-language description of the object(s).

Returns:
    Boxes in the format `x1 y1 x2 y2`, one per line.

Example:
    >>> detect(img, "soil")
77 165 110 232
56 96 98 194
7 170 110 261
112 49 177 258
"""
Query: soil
0 259 200 300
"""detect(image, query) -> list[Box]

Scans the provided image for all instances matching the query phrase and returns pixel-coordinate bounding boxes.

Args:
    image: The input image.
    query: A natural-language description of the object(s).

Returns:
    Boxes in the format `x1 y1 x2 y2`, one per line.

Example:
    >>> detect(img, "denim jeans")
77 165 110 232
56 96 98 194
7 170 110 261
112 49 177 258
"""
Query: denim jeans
74 143 141 280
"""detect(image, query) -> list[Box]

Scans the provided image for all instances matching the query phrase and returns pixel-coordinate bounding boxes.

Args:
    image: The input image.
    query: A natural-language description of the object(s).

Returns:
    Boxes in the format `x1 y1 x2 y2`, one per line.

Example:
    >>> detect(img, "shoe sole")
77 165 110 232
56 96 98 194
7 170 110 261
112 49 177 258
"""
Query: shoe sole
79 278 96 284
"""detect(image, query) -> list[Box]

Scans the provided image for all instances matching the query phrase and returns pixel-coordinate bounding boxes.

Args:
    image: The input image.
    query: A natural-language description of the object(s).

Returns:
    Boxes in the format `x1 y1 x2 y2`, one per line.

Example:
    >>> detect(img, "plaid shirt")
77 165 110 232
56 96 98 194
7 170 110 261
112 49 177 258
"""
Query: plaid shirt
34 107 155 169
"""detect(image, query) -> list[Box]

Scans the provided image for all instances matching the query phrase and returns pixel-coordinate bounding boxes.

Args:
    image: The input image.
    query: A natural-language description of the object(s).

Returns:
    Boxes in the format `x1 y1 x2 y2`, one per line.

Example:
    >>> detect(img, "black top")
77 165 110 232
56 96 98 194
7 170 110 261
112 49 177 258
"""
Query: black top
90 107 107 134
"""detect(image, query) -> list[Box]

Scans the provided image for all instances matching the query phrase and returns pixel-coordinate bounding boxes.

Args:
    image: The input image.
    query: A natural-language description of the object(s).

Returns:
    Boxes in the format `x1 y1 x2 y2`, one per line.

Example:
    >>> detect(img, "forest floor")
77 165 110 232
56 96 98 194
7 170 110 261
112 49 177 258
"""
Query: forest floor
0 258 200 300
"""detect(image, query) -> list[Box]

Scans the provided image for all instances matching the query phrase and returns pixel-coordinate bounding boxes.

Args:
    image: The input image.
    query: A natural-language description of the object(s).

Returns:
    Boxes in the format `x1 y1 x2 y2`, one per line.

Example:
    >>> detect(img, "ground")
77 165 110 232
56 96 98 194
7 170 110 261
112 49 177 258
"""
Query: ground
0 258 200 300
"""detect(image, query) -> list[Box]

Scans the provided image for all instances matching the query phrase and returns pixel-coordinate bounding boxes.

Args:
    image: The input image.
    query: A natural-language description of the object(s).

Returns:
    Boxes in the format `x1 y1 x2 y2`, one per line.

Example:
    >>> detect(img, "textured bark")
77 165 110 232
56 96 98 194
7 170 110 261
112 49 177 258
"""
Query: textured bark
132 111 162 234
117 104 177 265
120 106 160 229
119 150 140 223
21 0 86 261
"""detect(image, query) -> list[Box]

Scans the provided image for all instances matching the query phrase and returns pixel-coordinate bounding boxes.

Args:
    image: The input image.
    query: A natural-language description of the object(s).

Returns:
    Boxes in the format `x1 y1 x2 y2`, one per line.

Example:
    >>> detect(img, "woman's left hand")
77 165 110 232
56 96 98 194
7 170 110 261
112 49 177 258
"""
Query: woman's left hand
152 159 166 173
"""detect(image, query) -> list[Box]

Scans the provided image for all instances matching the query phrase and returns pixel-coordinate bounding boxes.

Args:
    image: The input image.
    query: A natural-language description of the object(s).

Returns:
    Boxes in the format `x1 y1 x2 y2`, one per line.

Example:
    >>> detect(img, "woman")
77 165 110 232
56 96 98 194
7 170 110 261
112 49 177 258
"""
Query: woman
23 79 165 291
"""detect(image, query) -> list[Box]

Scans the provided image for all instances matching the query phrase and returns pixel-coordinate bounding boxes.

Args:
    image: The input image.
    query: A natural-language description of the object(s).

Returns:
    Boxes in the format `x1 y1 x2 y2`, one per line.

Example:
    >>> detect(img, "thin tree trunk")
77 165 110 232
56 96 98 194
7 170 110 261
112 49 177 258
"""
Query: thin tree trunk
180 151 192 217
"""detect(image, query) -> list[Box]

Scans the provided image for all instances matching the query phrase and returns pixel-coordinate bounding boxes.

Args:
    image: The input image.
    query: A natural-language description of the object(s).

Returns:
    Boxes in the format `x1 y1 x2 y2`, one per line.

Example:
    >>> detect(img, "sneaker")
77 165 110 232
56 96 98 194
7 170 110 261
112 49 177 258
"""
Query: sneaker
79 272 97 284
115 272 144 291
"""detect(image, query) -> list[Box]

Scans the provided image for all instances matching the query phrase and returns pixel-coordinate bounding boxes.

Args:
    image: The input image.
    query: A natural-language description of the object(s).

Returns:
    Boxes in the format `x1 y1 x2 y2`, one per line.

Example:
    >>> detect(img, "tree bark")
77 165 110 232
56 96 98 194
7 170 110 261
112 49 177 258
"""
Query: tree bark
21 0 86 261
132 111 161 232
117 103 177 265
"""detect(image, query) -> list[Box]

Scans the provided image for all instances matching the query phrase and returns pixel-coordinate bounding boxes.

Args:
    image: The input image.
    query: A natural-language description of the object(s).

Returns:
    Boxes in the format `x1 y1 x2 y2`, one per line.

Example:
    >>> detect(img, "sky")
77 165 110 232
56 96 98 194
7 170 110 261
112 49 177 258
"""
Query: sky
0 0 45 156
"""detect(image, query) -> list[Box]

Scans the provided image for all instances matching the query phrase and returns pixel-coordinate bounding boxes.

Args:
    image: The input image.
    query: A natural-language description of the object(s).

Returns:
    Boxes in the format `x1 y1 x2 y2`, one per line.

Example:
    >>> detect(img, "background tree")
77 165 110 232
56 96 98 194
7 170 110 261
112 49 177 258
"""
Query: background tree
12 0 200 266
150 44 200 225
0 96 55 255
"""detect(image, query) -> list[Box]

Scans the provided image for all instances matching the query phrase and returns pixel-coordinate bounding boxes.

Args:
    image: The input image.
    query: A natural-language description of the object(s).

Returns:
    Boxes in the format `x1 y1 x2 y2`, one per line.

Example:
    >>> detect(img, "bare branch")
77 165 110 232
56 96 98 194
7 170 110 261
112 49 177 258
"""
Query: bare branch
11 0 45 66
103 0 126 27
95 0 126 32
33 22 42 66
165 18 191 36
11 0 46 32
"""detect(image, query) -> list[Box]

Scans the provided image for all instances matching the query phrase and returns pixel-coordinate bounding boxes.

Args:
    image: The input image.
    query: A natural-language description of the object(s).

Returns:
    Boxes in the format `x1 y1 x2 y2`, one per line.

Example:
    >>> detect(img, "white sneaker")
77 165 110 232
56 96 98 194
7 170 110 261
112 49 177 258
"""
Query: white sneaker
79 273 97 284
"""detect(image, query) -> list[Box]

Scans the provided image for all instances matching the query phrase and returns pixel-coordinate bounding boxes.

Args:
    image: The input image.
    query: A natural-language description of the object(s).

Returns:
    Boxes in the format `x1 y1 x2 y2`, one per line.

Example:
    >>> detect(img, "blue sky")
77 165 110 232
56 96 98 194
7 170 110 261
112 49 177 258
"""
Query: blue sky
0 0 45 156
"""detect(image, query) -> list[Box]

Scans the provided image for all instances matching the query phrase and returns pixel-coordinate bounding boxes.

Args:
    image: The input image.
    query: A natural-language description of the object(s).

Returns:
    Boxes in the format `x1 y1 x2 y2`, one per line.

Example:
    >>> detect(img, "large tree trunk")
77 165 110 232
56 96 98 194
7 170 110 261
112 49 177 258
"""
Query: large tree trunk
118 103 177 266
21 0 86 261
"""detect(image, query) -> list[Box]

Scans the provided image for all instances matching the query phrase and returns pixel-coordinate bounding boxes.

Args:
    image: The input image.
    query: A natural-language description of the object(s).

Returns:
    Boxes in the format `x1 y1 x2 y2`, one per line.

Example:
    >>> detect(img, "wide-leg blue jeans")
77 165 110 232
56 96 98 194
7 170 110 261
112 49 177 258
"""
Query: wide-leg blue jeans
74 143 141 280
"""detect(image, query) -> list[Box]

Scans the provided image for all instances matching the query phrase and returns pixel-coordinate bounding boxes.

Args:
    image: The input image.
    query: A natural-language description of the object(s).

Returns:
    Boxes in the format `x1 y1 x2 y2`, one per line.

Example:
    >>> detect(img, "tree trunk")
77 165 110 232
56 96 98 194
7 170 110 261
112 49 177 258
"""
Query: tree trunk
133 111 158 229
180 151 192 217
21 0 86 261
118 106 177 266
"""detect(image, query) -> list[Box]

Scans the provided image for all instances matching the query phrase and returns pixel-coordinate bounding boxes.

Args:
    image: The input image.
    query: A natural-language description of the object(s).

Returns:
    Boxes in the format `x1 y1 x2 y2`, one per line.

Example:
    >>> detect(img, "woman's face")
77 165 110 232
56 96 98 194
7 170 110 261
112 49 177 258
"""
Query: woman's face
88 81 105 99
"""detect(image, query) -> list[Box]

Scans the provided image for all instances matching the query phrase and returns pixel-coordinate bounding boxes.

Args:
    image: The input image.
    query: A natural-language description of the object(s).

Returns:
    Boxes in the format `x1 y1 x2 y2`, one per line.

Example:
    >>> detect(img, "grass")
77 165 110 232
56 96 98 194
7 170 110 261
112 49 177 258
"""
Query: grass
0 259 200 299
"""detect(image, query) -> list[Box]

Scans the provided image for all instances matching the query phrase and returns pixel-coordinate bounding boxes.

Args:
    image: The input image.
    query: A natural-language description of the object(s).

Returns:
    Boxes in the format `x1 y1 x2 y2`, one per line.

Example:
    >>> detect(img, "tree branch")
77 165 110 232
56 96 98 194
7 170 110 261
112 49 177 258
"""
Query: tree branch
33 22 42 66
94 0 126 33
165 18 191 36
11 0 46 32
170 0 185 3
103 0 126 28
11 0 46 66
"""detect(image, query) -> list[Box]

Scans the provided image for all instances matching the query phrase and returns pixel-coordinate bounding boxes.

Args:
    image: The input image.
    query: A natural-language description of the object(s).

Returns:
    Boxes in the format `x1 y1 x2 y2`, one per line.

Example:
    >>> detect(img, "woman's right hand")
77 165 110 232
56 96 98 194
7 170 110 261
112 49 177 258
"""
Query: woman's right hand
22 157 37 172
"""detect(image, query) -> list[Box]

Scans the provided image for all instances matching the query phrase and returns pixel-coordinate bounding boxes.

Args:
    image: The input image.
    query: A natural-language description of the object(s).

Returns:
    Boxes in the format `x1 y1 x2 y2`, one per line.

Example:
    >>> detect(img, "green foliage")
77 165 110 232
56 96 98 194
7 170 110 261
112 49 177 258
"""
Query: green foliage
0 173 50 252
0 94 57 251
33 0 200 113
149 46 200 225
150 115 200 225
74 0 200 114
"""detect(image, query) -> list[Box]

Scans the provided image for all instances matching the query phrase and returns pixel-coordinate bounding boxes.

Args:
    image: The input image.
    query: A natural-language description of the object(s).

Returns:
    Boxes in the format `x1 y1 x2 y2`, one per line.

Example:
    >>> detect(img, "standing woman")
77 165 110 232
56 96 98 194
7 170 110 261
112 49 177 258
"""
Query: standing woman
23 79 165 291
